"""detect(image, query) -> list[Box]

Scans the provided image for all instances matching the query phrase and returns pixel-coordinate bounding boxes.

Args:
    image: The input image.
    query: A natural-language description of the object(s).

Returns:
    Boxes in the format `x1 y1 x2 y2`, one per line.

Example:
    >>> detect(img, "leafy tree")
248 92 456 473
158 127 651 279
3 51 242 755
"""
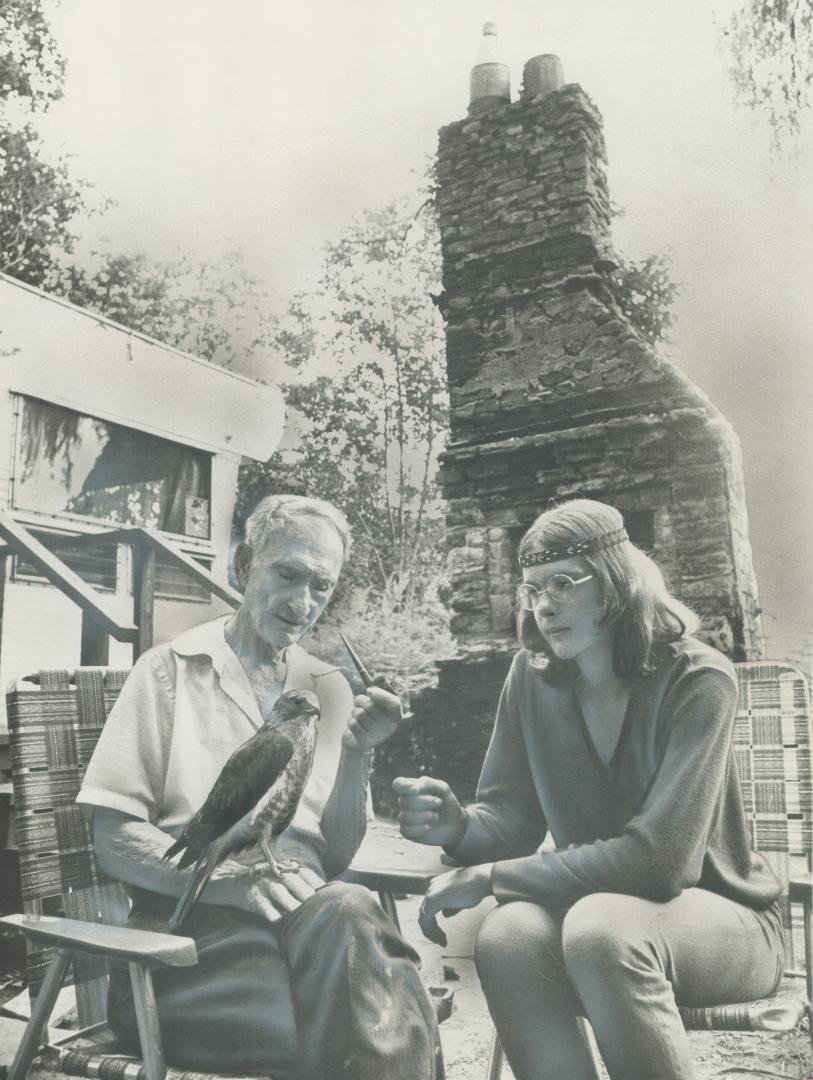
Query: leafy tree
238 192 449 609
722 0 813 141
0 0 65 108
56 245 269 368
0 0 91 286
0 123 88 284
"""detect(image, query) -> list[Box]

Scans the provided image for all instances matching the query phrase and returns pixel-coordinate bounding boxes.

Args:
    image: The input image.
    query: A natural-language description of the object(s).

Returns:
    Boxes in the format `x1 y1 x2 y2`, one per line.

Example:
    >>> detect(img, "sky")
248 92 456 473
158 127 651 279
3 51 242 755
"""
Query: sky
38 0 813 662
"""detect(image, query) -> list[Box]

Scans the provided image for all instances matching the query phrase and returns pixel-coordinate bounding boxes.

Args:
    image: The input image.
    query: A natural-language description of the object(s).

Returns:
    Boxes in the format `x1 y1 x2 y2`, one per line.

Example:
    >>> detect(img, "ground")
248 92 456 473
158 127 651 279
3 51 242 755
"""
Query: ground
0 819 811 1078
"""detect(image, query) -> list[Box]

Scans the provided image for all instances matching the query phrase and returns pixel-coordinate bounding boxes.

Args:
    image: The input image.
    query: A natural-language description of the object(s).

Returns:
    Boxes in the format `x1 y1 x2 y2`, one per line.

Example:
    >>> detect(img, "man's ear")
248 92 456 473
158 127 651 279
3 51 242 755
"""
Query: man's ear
233 543 252 589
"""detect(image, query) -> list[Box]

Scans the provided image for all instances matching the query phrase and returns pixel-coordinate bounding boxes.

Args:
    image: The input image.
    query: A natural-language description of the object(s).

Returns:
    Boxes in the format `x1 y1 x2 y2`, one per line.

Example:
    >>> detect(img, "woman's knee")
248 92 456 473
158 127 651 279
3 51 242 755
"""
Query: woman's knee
475 901 561 980
562 893 656 977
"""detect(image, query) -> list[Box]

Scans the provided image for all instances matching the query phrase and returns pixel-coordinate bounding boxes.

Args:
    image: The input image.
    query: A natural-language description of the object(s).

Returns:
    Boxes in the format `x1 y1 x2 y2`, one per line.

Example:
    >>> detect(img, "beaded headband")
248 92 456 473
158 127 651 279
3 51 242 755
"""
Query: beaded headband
518 526 629 567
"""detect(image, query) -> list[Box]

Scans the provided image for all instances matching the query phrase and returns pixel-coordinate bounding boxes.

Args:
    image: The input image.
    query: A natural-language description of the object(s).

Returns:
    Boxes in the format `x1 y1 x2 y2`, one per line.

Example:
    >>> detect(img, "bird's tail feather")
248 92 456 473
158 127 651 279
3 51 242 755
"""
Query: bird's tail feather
168 845 218 928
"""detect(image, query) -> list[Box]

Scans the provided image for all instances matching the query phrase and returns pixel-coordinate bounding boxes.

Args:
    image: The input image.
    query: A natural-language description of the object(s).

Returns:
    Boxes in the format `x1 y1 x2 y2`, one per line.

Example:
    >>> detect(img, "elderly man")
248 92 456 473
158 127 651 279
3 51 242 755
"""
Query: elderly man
77 494 443 1080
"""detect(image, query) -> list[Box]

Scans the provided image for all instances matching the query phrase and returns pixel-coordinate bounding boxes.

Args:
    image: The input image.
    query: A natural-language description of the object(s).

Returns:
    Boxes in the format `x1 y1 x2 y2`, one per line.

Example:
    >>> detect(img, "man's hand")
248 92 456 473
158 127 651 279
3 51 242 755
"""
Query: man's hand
215 855 324 924
418 865 494 947
393 775 467 848
92 808 324 925
346 675 403 752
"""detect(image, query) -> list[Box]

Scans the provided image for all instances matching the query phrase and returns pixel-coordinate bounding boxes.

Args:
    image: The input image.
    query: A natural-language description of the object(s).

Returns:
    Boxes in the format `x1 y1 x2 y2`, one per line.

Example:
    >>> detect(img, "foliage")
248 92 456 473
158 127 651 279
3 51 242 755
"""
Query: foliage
53 246 269 367
607 251 678 346
0 0 65 109
238 192 448 608
0 122 87 284
722 0 813 142
308 572 456 694
0 0 90 287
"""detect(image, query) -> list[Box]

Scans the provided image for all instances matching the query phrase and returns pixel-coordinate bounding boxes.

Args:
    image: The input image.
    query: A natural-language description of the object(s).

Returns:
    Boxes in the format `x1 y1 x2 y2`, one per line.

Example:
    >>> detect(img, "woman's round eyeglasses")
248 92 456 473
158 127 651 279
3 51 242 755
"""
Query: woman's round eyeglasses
516 574 594 610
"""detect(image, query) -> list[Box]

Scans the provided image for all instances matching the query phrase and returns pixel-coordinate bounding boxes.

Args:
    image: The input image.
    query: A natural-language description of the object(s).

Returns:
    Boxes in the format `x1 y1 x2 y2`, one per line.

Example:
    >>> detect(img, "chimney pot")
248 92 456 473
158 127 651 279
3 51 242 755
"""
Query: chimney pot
522 54 565 100
469 21 511 116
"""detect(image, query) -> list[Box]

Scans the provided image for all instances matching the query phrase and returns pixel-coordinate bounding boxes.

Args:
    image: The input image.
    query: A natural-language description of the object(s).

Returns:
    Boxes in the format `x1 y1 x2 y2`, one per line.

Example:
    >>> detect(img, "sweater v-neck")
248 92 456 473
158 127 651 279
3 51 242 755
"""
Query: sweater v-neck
574 686 635 773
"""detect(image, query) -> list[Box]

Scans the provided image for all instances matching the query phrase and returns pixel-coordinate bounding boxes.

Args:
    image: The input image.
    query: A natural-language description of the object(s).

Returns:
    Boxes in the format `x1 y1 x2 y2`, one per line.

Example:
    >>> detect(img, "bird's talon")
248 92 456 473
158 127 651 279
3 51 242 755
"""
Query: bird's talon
260 837 279 875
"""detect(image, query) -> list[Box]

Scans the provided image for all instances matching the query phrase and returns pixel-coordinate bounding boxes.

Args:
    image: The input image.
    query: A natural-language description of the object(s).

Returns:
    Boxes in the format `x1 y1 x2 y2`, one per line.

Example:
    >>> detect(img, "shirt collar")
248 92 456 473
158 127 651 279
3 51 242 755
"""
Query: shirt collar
169 614 233 667
170 615 293 729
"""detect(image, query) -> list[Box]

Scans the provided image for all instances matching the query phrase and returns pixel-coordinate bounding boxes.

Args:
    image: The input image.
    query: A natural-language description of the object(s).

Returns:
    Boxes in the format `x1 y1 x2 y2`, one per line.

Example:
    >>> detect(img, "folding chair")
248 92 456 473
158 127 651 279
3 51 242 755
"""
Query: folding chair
0 669 449 1080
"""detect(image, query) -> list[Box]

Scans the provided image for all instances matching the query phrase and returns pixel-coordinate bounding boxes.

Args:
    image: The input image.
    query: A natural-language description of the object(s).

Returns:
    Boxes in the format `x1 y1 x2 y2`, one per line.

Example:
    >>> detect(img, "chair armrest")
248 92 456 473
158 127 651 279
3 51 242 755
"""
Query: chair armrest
0 913 197 968
789 876 812 906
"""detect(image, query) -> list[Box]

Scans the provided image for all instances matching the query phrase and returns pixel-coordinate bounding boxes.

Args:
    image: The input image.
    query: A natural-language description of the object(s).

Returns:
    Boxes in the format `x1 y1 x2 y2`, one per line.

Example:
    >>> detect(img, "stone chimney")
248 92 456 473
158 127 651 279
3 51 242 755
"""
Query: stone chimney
372 35 765 812
436 42 764 662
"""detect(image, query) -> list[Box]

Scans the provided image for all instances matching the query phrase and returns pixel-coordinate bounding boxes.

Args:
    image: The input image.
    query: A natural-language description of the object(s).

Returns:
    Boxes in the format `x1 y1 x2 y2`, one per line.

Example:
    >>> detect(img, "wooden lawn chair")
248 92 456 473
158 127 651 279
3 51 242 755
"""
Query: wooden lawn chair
0 669 449 1080
483 660 813 1080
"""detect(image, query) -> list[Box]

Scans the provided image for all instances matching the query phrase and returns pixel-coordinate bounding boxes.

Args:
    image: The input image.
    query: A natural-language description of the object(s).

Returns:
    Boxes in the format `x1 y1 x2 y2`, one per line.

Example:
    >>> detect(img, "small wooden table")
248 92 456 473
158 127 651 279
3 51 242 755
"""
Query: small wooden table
342 819 448 929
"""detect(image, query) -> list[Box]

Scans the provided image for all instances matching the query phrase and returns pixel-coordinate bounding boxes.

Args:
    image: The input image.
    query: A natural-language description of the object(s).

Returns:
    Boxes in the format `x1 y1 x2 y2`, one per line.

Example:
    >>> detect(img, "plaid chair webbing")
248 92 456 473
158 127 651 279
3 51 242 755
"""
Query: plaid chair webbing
7 668 130 1026
732 661 812 968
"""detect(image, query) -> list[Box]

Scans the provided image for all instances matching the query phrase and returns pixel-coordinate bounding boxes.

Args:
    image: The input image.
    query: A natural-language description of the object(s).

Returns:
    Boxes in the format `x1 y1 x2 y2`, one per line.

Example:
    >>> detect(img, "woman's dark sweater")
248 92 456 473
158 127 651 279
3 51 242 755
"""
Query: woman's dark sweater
451 637 781 910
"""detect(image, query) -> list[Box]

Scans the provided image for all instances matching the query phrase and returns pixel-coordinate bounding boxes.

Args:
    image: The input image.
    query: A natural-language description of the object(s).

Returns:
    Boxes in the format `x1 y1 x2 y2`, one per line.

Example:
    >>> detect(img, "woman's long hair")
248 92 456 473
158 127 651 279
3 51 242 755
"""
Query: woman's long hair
517 499 697 684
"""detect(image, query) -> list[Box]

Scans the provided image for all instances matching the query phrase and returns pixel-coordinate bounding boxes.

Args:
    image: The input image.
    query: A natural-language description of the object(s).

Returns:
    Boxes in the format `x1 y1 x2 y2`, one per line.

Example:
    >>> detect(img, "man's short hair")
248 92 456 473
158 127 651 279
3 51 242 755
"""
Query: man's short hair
243 494 352 561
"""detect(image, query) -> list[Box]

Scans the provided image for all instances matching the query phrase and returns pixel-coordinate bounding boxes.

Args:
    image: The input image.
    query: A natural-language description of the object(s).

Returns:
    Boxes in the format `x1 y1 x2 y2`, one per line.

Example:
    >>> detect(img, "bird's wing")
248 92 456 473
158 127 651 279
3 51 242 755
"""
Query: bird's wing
173 727 295 865
252 722 317 836
211 727 295 810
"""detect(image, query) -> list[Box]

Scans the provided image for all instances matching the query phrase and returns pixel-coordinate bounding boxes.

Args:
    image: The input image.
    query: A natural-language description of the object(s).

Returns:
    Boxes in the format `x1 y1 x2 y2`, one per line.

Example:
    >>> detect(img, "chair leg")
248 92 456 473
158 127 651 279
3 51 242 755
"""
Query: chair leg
577 1015 604 1074
484 1025 503 1080
8 950 72 1080
803 899 812 1054
482 1018 602 1080
127 962 166 1080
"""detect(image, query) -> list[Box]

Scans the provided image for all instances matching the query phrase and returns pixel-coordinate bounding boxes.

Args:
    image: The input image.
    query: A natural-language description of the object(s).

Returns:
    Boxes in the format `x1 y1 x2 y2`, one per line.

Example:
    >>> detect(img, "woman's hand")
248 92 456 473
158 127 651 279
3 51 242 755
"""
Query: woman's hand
418 865 494 946
346 675 403 752
393 775 467 848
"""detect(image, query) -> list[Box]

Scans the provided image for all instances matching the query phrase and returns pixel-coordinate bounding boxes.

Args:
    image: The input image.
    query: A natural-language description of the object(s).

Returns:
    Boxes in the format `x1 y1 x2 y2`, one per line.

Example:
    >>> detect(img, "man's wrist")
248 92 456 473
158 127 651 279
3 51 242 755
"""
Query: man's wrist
340 732 373 760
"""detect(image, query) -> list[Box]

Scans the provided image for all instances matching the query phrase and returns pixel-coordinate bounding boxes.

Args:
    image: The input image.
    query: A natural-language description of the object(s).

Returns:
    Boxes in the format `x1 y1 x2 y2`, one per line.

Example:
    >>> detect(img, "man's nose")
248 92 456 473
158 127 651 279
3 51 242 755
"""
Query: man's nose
285 585 312 616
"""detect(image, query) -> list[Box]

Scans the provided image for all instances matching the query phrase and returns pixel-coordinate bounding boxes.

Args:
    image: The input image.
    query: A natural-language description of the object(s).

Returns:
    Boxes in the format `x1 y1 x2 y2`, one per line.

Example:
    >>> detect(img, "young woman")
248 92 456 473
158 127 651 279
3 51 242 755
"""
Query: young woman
391 499 784 1080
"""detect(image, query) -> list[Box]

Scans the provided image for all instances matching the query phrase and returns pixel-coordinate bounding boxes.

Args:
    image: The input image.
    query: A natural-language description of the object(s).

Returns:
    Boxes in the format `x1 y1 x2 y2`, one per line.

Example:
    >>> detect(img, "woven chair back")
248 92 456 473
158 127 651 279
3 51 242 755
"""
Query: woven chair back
732 661 812 966
7 668 130 1028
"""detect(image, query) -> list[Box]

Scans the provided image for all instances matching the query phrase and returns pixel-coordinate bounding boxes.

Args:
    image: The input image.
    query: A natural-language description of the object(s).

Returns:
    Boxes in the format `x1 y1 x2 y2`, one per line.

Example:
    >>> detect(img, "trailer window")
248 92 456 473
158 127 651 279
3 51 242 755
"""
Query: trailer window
14 396 211 539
